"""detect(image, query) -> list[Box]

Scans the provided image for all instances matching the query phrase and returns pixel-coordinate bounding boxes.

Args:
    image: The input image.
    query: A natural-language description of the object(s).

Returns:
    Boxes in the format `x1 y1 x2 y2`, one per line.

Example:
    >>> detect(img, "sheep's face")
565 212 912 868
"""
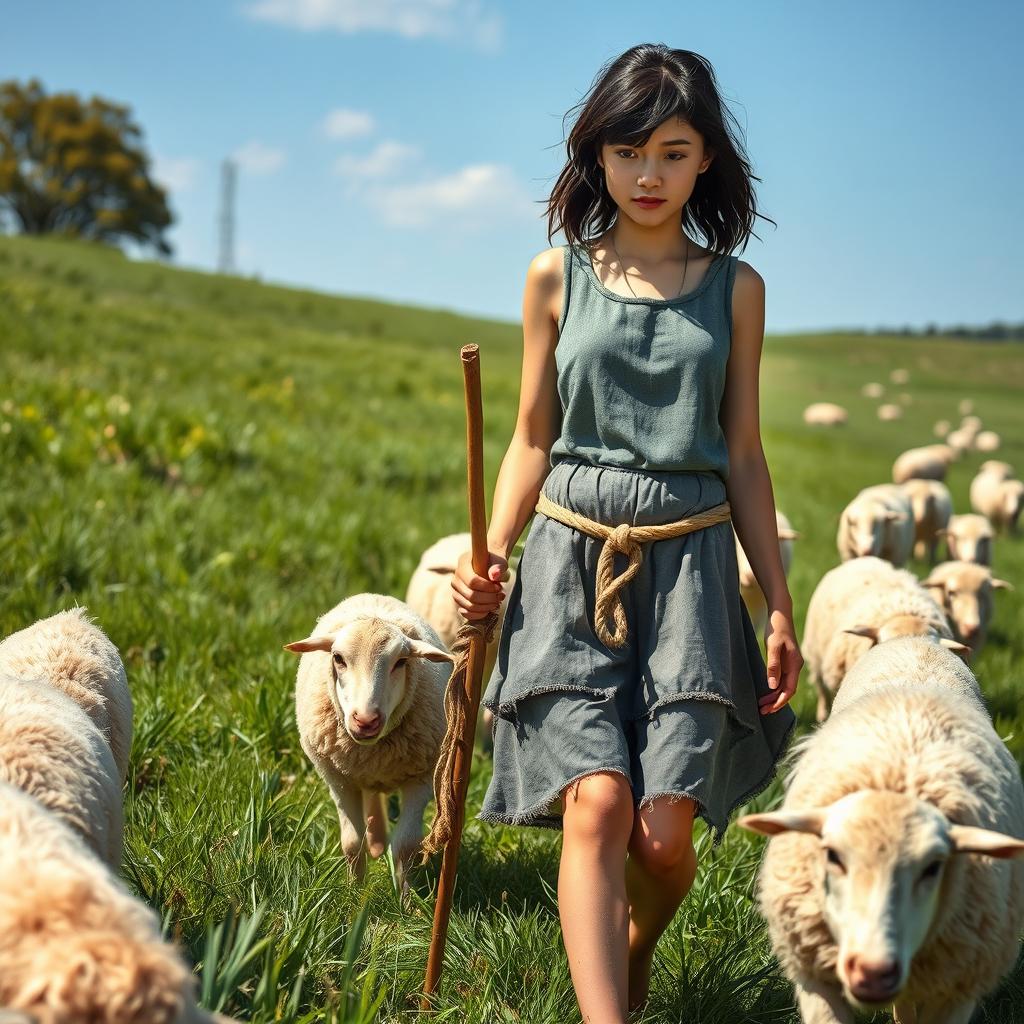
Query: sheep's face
843 500 903 559
841 618 970 660
285 621 452 745
946 519 993 564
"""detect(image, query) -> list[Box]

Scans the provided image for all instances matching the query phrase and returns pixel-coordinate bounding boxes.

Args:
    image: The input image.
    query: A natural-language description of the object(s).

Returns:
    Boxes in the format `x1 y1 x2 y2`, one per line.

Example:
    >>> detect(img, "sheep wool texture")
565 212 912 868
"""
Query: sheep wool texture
478 243 796 844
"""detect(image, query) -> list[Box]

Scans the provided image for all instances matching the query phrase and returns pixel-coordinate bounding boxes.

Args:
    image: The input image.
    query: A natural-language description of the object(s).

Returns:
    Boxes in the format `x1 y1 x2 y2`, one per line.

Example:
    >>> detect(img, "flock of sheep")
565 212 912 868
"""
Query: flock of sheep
2 367 1022 1022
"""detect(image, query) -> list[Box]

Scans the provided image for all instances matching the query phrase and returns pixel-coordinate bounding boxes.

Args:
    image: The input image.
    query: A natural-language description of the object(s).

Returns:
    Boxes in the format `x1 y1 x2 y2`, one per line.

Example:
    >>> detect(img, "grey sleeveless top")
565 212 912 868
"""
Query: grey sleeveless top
549 241 738 480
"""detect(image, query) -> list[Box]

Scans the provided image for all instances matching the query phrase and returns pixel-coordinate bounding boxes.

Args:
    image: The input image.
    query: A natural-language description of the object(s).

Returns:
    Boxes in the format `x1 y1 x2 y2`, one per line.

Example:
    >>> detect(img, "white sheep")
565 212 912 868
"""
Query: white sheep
970 468 1024 535
959 397 975 415
945 426 975 452
404 531 515 747
932 418 951 438
739 636 1024 1024
736 511 800 636
891 446 949 484
889 367 910 384
0 782 236 1024
974 430 1001 452
286 592 454 898
877 403 902 421
861 382 884 399
921 560 1013 660
836 484 914 566
803 402 848 426
0 607 132 784
941 512 995 565
897 478 952 564
960 414 983 435
801 556 963 721
978 459 1014 480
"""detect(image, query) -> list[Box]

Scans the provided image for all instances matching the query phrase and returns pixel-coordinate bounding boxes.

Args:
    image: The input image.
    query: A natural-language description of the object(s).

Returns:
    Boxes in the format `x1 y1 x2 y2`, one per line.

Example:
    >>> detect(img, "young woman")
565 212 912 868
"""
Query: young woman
452 43 802 1023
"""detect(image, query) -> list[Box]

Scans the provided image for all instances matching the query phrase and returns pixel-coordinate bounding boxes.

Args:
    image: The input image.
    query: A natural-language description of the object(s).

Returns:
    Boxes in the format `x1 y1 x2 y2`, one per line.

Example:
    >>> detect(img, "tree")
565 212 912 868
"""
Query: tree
0 78 173 255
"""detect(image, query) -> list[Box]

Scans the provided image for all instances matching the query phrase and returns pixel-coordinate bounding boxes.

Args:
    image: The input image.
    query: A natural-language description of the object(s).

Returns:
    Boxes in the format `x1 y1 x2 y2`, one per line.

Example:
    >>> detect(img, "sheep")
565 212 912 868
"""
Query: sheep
979 459 1014 480
959 397 975 415
736 511 800 636
803 402 848 426
975 429 1001 452
877 403 902 421
0 782 236 1024
801 556 963 721
932 418 951 438
889 367 910 384
891 446 950 484
0 607 132 784
286 592 454 899
941 513 995 565
404 531 515 748
897 478 952 564
739 636 1024 1024
970 469 1024 535
921 560 1013 660
836 484 915 566
861 382 884 399
945 426 975 452
960 414 983 435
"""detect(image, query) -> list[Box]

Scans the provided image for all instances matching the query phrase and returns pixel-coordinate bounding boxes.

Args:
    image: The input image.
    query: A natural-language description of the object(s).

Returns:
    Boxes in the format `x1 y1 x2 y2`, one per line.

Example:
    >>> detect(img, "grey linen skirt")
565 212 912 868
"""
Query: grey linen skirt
477 456 797 847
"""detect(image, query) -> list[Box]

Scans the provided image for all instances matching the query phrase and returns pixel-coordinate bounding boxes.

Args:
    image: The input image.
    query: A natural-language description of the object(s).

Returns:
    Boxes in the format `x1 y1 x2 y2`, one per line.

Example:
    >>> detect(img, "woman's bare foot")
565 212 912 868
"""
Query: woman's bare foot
627 943 653 1014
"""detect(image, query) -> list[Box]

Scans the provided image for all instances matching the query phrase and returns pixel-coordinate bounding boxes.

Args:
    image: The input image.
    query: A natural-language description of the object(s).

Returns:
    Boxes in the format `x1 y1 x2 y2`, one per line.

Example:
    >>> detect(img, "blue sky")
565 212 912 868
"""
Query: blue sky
4 0 1022 333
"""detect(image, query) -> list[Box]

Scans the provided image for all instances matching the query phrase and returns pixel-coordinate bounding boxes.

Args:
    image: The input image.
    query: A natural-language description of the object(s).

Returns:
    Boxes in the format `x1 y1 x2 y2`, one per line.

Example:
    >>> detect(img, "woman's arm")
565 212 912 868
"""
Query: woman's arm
719 261 802 713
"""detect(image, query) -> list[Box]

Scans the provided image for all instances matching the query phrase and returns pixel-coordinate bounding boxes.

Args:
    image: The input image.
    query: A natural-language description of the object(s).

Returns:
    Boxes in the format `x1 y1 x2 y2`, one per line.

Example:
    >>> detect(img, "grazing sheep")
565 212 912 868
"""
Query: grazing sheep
836 484 915 566
921 560 1013 659
801 556 962 721
803 402 848 426
891 446 949 484
889 367 910 384
877 403 902 421
945 426 975 452
975 430 1001 452
861 382 884 399
739 637 1024 1024
932 418 951 438
286 592 454 898
0 608 132 784
942 513 995 565
979 459 1014 480
404 531 515 747
959 397 975 415
970 470 1024 535
736 511 800 636
898 478 952 564
0 782 235 1024
960 414 983 435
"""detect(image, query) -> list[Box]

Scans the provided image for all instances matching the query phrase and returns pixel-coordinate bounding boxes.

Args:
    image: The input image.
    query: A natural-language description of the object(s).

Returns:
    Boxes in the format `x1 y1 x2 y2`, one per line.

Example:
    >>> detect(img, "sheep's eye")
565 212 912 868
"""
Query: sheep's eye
332 652 345 668
921 860 943 881
825 847 846 873
393 657 407 671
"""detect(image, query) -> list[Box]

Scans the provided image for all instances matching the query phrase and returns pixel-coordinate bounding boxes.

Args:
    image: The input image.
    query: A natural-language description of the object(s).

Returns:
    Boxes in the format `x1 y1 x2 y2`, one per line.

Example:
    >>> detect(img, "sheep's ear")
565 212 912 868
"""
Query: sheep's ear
948 825 1024 859
737 809 826 837
406 638 456 664
939 637 971 654
991 577 1014 591
843 625 879 642
778 528 801 540
284 635 336 654
921 576 945 590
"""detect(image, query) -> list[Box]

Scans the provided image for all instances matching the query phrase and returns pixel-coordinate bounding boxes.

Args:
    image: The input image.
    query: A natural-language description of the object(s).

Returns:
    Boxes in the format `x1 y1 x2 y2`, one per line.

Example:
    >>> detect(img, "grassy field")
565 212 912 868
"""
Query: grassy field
1 233 1022 1023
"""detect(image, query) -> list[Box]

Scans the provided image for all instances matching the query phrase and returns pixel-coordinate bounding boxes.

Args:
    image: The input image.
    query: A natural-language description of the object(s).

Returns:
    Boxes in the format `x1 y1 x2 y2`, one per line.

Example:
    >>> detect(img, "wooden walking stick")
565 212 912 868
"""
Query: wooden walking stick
418 342 502 1008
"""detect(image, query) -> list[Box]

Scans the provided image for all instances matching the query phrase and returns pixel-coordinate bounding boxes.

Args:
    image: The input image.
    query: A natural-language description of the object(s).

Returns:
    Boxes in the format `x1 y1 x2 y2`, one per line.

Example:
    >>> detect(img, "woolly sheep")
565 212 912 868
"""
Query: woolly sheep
836 483 914 566
735 510 800 636
740 637 1024 1023
286 592 454 898
960 414 983 435
861 382 884 399
0 782 236 1024
959 397 975 415
877 403 902 421
975 430 1001 452
897 478 952 564
921 560 1013 660
801 556 963 721
970 469 1024 535
889 367 910 384
942 512 995 565
404 531 515 747
945 426 975 452
891 446 949 484
803 402 848 426
0 607 132 784
932 418 950 438
979 459 1014 480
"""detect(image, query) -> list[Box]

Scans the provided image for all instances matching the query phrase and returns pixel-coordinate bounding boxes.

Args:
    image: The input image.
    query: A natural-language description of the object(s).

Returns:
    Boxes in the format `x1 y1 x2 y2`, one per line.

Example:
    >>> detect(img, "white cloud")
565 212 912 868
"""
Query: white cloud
152 155 201 193
333 140 421 181
359 162 535 229
321 108 376 140
243 0 502 51
232 140 287 175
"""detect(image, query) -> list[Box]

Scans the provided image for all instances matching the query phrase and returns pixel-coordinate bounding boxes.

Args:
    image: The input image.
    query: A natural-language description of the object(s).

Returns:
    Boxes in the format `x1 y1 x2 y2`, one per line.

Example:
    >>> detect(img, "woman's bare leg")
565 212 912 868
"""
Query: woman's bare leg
624 796 699 1012
559 771 636 1024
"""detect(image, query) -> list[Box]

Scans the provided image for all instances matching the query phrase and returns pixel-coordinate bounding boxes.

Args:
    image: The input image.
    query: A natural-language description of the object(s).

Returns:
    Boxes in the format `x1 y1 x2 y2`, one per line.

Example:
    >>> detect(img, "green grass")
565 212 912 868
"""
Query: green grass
1 233 1022 1023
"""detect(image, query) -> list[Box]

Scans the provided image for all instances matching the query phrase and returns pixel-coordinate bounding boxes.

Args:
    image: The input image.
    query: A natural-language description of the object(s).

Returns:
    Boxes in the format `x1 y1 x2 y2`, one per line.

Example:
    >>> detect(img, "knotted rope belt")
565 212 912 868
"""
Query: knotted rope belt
533 490 732 649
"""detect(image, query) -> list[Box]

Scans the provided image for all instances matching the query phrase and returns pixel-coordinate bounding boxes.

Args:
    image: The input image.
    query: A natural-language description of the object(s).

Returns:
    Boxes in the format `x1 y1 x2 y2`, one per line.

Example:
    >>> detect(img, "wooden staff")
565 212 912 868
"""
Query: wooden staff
418 342 501 1006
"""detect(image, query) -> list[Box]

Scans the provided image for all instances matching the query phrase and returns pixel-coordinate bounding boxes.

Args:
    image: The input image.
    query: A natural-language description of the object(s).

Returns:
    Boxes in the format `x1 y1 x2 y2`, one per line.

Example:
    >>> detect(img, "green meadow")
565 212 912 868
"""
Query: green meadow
1 233 1022 1023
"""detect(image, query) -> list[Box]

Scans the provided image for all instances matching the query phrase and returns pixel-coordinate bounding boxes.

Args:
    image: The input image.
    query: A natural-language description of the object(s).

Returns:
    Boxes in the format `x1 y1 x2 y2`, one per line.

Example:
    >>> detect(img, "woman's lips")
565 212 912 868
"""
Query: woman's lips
633 198 665 207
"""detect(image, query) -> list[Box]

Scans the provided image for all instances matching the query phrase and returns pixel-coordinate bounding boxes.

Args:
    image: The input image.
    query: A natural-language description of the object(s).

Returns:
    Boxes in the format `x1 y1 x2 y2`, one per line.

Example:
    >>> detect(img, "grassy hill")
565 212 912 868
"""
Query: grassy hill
1 233 1022 1022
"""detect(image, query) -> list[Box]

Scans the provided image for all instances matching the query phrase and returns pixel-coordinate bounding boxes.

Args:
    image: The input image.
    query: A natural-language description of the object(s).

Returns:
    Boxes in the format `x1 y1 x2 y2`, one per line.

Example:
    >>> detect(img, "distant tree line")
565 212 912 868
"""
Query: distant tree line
858 322 1024 342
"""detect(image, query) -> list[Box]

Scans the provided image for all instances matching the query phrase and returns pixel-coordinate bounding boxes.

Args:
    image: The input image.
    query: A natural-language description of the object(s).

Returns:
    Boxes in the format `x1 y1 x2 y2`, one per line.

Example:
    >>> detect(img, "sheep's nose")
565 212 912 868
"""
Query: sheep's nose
845 955 902 1002
961 623 980 642
351 711 383 737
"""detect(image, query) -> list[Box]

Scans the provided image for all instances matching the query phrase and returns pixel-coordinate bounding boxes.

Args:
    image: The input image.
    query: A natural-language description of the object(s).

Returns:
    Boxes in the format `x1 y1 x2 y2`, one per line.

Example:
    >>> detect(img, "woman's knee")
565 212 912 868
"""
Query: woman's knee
560 770 634 845
628 795 698 874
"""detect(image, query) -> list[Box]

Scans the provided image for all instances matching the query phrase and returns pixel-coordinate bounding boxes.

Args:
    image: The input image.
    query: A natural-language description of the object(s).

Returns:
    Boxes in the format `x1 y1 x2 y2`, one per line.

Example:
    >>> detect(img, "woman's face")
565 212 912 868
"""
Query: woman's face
597 115 713 226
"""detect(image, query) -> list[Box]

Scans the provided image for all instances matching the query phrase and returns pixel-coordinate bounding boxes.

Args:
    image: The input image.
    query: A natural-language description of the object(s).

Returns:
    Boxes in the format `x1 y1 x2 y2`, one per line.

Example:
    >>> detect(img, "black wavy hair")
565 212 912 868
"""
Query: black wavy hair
544 43 775 255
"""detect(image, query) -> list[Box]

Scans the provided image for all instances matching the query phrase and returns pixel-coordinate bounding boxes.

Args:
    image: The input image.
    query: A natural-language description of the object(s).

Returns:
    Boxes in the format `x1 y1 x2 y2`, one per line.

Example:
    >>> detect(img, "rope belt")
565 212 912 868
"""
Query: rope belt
534 490 732 650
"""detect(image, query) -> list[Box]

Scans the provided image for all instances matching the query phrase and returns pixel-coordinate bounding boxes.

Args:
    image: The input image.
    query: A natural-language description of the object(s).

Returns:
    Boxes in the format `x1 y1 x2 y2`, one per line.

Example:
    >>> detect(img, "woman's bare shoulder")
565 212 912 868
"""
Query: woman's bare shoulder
524 246 567 325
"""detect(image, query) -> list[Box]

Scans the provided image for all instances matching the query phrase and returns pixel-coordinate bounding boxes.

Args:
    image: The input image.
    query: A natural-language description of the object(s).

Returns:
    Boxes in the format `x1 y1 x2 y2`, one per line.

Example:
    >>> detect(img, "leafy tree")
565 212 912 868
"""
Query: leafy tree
0 77 173 255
